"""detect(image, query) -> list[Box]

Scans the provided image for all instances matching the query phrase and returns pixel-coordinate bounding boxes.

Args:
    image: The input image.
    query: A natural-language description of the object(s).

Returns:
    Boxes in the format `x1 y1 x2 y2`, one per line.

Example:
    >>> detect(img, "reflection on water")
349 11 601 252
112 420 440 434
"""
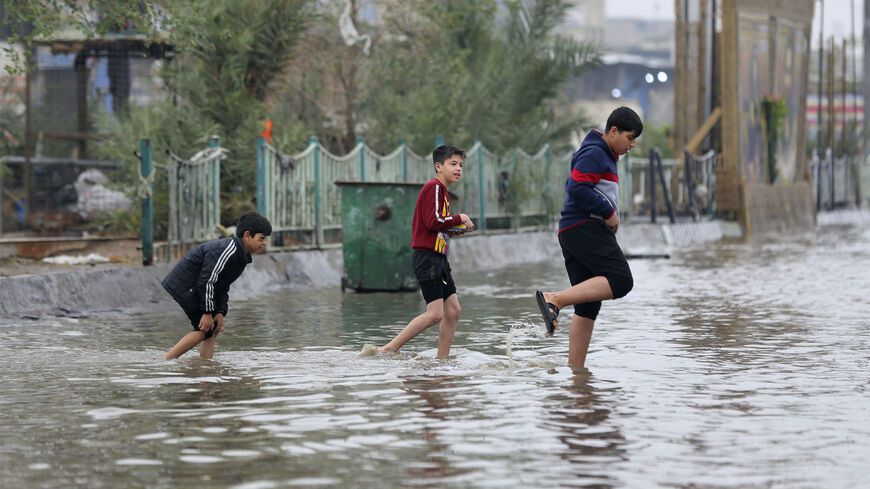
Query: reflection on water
1 222 869 488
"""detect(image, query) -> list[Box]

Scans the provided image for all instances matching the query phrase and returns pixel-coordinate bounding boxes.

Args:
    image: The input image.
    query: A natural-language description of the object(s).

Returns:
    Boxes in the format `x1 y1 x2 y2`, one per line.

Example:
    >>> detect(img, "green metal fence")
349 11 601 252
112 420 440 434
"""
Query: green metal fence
146 136 225 263
141 132 651 261
142 134 645 260
257 137 585 250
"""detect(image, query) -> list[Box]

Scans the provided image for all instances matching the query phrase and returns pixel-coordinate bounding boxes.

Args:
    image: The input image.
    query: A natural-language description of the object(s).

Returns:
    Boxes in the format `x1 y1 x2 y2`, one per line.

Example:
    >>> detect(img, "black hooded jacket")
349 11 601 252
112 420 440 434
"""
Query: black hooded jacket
161 236 252 316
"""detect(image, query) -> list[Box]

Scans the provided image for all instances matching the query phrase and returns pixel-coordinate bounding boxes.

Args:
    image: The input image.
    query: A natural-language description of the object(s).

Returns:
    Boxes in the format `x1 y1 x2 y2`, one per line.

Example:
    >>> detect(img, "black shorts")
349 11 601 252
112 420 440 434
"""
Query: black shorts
411 249 457 304
175 288 219 339
559 221 633 320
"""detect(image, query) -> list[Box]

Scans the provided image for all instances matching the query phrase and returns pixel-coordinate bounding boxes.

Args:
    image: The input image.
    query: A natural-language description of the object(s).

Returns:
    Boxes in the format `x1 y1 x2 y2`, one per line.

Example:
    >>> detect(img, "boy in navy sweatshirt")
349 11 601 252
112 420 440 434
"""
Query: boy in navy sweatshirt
377 145 475 358
161 211 271 359
535 106 642 370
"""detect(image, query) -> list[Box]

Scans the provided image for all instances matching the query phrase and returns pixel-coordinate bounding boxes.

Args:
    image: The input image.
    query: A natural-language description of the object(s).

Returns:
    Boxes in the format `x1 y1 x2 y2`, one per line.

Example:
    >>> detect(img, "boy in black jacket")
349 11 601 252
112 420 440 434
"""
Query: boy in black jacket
161 212 271 359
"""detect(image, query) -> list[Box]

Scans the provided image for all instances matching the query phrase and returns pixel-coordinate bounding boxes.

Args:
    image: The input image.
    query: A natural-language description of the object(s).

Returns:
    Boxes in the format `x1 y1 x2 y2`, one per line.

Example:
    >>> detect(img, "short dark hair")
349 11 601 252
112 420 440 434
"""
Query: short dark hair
606 106 643 137
432 145 466 167
236 211 272 238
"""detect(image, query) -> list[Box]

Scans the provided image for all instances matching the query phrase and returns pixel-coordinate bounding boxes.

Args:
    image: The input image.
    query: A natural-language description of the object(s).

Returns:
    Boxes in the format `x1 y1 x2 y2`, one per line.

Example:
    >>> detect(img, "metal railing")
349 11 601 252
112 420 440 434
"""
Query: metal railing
257 137 571 250
140 137 225 264
810 149 863 210
140 133 724 261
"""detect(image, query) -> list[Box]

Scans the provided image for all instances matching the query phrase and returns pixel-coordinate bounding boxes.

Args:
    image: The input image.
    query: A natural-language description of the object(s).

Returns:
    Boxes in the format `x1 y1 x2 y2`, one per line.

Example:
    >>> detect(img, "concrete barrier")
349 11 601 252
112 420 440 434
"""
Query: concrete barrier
0 221 743 319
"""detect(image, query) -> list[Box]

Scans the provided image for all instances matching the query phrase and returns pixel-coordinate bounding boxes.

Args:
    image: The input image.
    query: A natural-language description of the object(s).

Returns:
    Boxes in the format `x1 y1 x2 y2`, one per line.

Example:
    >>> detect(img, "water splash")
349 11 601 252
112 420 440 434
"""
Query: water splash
506 320 545 369
358 343 378 357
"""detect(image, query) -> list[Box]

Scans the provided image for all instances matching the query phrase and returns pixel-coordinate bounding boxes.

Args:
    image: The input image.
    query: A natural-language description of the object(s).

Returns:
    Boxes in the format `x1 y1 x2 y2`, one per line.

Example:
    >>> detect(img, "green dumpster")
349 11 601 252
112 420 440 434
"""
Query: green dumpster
336 181 423 291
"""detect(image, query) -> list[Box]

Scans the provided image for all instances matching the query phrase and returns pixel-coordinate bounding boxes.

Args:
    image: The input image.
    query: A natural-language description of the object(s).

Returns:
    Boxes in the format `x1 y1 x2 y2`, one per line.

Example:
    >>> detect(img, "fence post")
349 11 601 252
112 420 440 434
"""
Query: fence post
657 150 677 223
311 136 322 247
649 148 657 223
511 148 519 230
0 164 4 234
400 138 408 182
357 137 366 181
828 147 834 210
814 153 821 212
256 136 267 216
477 142 486 232
210 135 221 229
684 150 698 221
545 144 553 224
140 139 153 266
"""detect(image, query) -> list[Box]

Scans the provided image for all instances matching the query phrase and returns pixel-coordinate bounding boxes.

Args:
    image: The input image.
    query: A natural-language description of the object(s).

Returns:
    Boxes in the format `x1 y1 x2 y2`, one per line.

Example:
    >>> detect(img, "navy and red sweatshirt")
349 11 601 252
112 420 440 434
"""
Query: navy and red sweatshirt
559 130 620 233
412 178 461 255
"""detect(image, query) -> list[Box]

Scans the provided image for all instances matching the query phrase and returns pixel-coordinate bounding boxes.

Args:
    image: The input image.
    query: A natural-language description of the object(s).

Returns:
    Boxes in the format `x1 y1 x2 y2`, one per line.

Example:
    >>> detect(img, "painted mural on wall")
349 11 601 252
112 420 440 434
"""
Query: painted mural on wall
737 12 807 185
737 12 769 184
773 18 806 184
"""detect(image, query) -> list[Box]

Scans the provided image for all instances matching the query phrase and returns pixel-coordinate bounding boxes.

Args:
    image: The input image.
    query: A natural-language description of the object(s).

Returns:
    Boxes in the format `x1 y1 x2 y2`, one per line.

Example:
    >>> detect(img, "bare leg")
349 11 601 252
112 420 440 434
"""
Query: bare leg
437 294 461 358
568 315 595 370
162 331 206 360
544 276 613 311
199 331 219 359
378 299 444 353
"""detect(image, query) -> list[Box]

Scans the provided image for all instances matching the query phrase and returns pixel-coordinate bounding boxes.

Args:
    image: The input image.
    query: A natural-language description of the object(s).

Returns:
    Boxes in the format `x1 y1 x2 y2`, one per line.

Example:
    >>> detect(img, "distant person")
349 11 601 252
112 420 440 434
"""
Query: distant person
378 145 475 358
161 211 272 359
535 106 642 370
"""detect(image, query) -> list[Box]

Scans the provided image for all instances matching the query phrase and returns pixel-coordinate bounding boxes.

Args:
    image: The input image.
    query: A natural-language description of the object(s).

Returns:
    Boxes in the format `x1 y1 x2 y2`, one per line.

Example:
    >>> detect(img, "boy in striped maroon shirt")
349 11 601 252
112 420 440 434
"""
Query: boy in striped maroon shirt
378 145 475 358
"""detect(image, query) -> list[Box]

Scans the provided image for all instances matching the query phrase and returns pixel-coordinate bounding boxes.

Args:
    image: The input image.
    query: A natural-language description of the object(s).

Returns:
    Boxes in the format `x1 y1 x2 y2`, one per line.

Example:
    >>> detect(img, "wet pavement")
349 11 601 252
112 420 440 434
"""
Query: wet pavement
1 219 868 488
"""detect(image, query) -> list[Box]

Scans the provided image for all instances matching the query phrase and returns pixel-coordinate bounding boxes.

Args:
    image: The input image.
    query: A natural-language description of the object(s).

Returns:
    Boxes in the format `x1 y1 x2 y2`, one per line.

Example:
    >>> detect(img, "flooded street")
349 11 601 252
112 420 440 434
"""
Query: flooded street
1 221 869 488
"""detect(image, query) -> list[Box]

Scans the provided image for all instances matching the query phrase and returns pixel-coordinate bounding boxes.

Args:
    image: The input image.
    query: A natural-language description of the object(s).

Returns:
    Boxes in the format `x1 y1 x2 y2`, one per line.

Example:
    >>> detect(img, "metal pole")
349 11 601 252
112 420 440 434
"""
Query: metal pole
311 136 322 247
400 138 408 182
141 139 154 266
0 165 4 234
545 144 553 224
658 150 677 224
685 150 698 220
649 148 657 223
209 135 220 228
511 148 518 230
841 39 848 157
828 147 835 209
256 136 267 216
817 0 825 160
435 135 444 148
356 137 365 181
24 48 32 224
829 38 836 208
477 142 486 232
864 0 870 163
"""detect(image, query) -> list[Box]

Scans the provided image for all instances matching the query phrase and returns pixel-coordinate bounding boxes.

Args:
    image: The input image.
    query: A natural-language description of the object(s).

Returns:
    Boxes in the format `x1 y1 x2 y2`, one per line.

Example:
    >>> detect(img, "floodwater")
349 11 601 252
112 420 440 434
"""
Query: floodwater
1 221 869 489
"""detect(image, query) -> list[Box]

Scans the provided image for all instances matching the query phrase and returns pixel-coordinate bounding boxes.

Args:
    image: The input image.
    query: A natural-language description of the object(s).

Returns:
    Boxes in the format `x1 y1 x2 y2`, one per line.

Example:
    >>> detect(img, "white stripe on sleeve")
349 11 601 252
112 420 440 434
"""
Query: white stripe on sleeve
205 240 236 311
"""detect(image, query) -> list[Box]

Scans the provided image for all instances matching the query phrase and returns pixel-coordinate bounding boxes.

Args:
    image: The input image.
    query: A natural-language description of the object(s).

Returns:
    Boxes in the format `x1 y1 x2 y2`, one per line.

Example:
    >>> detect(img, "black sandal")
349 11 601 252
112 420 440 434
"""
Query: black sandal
535 290 559 335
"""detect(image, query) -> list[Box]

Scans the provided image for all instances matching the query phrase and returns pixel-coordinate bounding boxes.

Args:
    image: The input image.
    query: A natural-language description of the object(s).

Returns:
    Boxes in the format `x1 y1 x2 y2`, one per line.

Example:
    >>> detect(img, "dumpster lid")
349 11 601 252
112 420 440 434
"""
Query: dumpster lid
334 181 458 199
334 181 423 188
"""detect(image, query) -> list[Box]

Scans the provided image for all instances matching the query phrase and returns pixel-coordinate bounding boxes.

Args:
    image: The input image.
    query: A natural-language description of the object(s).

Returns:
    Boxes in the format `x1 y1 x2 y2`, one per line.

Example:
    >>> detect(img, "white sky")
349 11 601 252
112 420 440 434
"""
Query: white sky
605 0 863 45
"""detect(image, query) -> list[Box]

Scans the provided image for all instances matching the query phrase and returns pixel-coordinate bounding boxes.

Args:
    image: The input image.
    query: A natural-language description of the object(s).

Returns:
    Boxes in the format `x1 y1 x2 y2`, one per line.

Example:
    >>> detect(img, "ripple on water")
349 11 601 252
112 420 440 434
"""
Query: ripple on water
2 225 870 488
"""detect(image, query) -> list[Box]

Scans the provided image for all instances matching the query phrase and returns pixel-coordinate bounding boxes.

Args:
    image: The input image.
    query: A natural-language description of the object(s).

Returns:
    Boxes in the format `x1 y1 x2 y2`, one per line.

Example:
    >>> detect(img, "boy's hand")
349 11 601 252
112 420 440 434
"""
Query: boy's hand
605 213 619 234
198 314 215 334
459 214 475 231
215 313 225 332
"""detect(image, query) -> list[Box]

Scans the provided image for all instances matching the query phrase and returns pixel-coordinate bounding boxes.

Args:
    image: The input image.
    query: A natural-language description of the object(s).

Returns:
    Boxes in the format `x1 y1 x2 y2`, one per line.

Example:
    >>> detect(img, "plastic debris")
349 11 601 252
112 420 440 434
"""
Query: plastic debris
42 253 111 265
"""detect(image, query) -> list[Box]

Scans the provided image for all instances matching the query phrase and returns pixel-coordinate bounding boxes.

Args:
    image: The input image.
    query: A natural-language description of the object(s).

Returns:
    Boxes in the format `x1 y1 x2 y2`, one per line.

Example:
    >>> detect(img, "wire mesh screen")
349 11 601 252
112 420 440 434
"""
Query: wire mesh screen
0 40 171 236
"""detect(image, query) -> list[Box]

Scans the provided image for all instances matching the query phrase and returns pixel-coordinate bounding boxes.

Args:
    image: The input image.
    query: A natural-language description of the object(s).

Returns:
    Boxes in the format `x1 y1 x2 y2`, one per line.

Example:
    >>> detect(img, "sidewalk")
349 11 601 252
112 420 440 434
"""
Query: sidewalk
0 237 141 277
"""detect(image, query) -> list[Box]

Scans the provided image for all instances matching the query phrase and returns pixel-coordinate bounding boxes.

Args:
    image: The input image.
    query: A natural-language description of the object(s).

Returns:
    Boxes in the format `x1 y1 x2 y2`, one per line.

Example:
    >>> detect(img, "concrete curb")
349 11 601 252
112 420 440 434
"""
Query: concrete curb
0 221 742 320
